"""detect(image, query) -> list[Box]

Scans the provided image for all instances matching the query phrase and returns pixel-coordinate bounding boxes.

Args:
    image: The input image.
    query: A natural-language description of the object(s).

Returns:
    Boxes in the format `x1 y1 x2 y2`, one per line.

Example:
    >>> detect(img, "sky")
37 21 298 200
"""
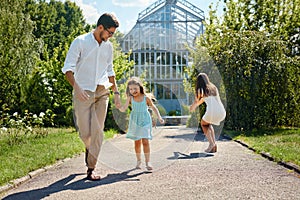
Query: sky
67 0 225 34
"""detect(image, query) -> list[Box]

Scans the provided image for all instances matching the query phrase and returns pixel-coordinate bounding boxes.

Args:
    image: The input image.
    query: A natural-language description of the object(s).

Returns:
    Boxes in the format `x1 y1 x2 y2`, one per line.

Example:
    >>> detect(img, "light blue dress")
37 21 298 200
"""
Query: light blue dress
126 96 152 140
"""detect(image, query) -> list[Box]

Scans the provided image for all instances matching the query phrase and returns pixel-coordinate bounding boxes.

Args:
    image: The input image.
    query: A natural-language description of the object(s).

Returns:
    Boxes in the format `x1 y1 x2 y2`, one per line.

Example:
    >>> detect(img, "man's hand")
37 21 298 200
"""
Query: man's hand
74 82 90 101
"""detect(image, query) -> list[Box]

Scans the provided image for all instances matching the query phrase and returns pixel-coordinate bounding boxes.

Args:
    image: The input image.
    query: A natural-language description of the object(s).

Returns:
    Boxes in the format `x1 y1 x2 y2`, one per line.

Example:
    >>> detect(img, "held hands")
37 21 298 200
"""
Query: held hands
118 94 130 112
114 92 121 109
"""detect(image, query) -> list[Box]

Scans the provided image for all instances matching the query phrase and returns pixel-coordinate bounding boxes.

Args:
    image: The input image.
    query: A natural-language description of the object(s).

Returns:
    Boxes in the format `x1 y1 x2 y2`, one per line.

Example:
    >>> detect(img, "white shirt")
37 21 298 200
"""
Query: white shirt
62 31 115 92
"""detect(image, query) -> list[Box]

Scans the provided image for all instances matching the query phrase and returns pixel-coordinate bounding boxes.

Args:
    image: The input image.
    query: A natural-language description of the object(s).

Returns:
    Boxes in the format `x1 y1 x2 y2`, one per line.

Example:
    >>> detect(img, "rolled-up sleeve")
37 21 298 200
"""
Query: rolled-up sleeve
107 44 115 77
62 39 80 74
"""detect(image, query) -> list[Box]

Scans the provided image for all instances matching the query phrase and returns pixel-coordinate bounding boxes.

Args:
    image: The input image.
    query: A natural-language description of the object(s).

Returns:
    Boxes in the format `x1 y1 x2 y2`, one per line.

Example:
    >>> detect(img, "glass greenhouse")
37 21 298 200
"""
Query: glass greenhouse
121 0 205 114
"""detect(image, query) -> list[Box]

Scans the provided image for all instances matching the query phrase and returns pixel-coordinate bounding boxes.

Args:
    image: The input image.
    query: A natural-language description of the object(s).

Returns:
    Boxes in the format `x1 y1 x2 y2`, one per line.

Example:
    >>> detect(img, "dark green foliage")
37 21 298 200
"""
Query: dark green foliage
223 0 300 52
212 30 299 130
186 0 300 131
0 0 42 114
21 0 87 126
25 0 86 57
0 0 90 127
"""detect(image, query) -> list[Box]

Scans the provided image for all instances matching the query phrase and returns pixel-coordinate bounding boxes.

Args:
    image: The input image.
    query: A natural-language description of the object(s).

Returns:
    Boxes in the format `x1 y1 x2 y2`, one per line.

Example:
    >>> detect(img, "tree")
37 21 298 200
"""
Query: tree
0 0 42 113
20 0 88 126
210 30 299 130
186 0 300 130
222 0 300 55
25 0 86 57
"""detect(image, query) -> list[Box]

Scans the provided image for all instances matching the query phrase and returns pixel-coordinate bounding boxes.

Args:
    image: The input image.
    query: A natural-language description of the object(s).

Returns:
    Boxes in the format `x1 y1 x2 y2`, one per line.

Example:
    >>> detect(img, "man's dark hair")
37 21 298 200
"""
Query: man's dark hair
97 13 119 29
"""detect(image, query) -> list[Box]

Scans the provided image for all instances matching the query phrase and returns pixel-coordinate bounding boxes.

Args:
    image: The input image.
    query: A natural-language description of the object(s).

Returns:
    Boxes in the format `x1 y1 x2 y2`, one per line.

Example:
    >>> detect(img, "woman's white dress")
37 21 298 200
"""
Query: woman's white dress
202 95 226 125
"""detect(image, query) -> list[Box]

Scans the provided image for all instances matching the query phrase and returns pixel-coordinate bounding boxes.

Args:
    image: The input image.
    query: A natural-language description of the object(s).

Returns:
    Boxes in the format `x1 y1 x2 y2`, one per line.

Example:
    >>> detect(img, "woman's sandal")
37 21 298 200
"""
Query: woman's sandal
211 145 217 153
205 144 217 153
146 162 153 171
87 168 101 181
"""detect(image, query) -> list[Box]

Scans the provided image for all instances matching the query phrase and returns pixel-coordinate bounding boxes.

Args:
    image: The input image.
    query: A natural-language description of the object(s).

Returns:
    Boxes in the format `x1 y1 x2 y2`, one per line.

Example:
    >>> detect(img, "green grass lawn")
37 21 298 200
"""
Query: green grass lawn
0 127 119 187
224 128 300 167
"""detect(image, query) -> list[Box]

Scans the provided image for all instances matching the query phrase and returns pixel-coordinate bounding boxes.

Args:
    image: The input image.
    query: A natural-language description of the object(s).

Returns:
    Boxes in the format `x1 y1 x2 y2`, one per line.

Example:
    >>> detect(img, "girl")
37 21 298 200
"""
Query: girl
119 77 164 170
190 73 226 153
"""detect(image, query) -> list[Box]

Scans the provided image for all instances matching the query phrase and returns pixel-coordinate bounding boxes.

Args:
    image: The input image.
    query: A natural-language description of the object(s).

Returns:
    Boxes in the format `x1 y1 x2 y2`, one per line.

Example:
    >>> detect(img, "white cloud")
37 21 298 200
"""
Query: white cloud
52 0 99 24
74 0 100 24
112 0 156 7
123 19 137 33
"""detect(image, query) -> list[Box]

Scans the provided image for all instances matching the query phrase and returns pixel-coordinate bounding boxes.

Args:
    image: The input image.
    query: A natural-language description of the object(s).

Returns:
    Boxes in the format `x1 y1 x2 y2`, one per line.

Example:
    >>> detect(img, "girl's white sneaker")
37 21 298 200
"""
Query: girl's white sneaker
146 162 153 170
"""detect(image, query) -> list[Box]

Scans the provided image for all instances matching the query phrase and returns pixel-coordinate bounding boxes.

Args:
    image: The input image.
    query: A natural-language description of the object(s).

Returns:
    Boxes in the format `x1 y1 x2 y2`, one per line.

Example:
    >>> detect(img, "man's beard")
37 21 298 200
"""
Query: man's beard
100 31 107 42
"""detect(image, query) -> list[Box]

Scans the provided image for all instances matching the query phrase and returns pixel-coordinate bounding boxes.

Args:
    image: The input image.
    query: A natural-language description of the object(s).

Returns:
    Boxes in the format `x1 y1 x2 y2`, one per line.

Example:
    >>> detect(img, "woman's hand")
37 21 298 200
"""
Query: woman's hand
189 91 204 112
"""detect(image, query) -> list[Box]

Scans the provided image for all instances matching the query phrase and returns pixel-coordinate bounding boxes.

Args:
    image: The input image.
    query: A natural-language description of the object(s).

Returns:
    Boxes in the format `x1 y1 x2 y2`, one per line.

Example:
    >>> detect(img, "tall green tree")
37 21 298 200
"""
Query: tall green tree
222 0 300 55
187 0 300 130
208 30 299 130
23 32 77 126
19 0 88 126
0 0 42 113
25 0 87 57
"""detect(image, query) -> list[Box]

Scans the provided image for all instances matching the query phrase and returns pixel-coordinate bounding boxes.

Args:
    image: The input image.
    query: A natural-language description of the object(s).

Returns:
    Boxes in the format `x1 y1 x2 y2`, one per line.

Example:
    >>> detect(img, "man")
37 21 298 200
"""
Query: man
62 13 121 181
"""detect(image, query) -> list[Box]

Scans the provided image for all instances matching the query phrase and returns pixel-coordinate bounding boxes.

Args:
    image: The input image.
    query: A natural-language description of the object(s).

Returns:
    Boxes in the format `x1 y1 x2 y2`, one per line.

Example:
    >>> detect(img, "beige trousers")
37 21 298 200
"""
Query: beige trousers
73 85 109 169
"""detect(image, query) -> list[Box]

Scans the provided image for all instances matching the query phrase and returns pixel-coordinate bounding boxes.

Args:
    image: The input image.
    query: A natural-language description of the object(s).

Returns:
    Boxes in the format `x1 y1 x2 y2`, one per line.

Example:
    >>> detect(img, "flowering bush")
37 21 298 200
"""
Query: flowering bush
0 109 52 145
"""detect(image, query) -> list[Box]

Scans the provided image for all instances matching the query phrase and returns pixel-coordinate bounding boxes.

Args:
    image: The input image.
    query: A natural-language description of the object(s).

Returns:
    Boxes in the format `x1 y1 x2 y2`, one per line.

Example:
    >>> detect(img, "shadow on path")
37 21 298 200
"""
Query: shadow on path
3 169 149 200
165 131 231 142
168 152 214 160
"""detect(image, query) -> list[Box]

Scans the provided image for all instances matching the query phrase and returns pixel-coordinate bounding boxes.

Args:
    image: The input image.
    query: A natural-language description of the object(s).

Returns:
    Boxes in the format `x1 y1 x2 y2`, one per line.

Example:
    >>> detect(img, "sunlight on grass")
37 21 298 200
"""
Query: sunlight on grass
225 128 300 167
104 129 119 139
0 127 118 186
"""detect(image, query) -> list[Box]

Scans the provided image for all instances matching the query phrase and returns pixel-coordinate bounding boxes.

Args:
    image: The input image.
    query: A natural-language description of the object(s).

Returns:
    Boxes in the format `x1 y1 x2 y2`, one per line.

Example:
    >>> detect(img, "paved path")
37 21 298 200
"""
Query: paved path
1 126 300 200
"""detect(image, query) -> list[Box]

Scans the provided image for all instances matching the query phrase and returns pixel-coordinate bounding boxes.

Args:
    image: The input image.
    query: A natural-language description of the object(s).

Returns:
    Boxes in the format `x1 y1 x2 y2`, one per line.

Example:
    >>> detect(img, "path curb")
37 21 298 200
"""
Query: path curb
223 134 300 174
0 155 78 195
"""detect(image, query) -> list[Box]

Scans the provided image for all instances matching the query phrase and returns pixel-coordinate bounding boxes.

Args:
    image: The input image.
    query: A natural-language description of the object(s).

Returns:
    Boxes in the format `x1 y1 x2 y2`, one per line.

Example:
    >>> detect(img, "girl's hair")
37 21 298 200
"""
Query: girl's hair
147 93 157 102
126 77 146 96
195 73 217 97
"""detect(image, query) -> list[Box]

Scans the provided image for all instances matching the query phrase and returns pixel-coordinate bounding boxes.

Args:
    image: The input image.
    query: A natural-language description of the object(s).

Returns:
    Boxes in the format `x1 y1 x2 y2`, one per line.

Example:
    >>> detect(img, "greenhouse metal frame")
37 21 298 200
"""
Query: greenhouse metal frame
121 0 205 113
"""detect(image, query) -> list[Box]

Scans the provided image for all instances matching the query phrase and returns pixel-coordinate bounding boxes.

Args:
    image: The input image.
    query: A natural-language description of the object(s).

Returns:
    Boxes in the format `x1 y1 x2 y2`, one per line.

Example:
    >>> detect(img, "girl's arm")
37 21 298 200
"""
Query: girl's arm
119 96 131 112
146 97 164 124
190 94 204 112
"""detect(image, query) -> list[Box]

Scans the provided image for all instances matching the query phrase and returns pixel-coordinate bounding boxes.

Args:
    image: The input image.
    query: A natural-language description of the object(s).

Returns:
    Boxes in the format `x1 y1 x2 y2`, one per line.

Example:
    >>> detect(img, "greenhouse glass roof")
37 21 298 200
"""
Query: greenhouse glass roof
122 0 205 52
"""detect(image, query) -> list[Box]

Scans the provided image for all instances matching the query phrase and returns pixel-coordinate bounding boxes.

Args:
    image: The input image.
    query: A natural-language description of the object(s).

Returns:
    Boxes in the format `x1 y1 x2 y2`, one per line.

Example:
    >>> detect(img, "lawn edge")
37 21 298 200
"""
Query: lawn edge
0 154 81 195
223 134 300 174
